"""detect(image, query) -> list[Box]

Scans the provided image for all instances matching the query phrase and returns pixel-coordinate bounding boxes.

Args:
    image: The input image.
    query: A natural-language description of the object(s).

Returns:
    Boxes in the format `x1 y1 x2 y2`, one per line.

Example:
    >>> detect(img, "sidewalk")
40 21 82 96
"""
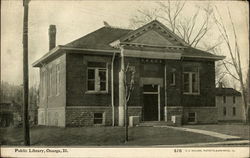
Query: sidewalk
155 140 250 147
154 125 243 141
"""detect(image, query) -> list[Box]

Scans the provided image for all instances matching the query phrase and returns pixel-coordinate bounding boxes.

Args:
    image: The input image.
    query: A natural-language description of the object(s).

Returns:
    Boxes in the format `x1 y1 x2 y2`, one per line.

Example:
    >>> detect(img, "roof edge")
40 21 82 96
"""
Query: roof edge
32 46 61 67
32 46 120 67
182 54 226 61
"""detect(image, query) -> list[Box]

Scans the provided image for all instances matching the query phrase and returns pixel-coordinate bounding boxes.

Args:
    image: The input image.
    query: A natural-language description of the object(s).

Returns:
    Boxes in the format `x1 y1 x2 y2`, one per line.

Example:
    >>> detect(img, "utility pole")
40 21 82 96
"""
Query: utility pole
23 0 30 146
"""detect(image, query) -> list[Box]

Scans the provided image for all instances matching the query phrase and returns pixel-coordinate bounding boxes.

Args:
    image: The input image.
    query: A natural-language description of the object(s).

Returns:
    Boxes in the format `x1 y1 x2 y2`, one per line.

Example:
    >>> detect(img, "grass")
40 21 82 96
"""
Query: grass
183 124 250 139
0 126 222 146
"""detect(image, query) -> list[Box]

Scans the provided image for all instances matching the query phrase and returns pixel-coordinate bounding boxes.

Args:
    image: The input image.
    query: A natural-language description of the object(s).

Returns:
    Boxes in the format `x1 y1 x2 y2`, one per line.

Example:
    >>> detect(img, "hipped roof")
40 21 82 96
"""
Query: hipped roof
33 20 225 67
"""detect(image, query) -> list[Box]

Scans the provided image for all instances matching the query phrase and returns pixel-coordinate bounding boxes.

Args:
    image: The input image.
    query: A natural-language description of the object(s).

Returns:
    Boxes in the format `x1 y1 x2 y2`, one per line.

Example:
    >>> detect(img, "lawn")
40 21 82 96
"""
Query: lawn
0 126 222 146
183 124 250 139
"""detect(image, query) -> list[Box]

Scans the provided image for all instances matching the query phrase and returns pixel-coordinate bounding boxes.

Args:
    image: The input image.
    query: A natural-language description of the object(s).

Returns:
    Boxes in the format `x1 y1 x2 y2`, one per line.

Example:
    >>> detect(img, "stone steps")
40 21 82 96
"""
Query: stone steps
138 121 175 127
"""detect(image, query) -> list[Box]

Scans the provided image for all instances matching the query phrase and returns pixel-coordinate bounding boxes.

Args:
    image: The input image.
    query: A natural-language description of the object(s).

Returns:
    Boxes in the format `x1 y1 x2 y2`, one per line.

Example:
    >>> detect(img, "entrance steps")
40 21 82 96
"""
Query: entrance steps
138 121 174 127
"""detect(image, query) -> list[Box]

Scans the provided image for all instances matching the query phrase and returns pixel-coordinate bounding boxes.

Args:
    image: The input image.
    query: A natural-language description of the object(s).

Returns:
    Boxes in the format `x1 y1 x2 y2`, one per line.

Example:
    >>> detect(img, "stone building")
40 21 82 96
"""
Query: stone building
33 20 224 127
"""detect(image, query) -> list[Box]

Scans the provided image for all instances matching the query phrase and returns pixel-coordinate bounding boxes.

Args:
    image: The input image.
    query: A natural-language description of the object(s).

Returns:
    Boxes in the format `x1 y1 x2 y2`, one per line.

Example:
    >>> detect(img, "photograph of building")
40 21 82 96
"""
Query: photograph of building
1 1 249 151
33 20 224 127
216 84 244 122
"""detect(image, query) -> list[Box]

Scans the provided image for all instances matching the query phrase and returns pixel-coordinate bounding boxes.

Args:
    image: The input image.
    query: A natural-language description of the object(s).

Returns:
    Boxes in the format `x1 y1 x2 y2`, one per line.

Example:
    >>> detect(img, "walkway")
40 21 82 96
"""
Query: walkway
155 140 250 147
154 125 242 140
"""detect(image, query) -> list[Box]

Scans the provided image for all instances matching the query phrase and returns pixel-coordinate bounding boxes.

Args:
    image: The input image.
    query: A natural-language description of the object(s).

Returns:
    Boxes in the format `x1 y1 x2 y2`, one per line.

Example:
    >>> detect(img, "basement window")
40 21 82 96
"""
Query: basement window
87 62 108 92
93 113 103 124
187 112 196 123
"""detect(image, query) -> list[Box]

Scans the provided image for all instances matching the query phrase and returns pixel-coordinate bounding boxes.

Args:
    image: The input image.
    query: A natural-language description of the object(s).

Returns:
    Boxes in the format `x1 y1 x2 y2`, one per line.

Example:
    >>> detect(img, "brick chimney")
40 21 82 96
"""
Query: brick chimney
49 25 56 50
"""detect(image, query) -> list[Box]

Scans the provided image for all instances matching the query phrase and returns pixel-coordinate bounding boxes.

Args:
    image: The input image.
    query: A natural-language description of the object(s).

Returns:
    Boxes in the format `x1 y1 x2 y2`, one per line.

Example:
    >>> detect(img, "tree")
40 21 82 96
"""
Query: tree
213 6 249 122
129 1 215 48
123 64 135 142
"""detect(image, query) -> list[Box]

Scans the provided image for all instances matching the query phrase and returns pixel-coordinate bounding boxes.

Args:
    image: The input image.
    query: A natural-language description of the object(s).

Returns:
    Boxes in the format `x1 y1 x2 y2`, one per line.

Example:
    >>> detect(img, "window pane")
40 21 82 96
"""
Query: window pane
183 73 189 92
94 113 103 124
233 107 236 116
188 113 196 122
170 73 175 85
94 113 103 118
223 96 226 103
100 82 106 91
223 107 226 116
99 70 106 81
192 73 198 93
88 69 95 79
88 81 95 90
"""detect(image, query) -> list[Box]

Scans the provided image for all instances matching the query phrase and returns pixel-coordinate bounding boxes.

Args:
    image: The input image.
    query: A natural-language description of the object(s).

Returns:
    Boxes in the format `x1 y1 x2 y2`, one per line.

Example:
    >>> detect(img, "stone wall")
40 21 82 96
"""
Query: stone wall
182 107 218 124
65 106 112 127
165 106 183 122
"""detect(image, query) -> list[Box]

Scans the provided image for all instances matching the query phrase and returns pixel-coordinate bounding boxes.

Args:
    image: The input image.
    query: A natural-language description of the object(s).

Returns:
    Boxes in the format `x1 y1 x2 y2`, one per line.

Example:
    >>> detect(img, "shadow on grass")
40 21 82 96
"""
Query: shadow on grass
1 126 223 146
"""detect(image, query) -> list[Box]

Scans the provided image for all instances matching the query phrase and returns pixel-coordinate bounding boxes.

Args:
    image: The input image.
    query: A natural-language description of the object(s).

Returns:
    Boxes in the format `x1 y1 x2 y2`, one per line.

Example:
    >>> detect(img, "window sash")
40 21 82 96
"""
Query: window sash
223 107 227 116
188 113 196 123
87 66 108 92
94 113 103 124
170 72 176 85
56 64 60 95
233 96 236 104
233 107 236 116
183 71 199 94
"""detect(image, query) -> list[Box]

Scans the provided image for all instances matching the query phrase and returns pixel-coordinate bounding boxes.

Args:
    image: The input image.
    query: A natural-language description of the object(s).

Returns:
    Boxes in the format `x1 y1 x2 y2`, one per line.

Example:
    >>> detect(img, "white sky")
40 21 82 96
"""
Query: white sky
1 0 249 86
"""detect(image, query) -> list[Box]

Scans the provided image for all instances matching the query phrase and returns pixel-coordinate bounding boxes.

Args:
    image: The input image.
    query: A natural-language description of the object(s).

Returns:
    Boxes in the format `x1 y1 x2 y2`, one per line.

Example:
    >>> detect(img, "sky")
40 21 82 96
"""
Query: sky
1 0 249 87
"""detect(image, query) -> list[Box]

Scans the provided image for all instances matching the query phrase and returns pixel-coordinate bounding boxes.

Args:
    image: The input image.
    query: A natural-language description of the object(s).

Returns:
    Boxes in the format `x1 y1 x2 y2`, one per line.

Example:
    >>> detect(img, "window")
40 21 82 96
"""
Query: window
48 68 52 96
183 67 199 94
223 96 226 103
223 107 226 116
87 62 108 92
188 112 196 123
41 71 46 98
93 113 103 124
170 72 176 86
233 96 236 104
56 64 60 95
233 107 236 116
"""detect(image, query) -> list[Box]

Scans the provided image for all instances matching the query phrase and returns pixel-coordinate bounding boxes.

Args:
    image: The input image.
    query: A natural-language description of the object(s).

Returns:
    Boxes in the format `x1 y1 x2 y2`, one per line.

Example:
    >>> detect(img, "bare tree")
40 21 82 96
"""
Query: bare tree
123 63 135 142
213 6 249 122
129 1 215 48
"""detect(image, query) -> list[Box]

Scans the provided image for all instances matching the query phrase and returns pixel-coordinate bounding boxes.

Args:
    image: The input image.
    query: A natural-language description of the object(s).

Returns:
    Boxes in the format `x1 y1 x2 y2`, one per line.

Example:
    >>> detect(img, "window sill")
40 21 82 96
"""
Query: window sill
183 92 200 95
85 91 109 95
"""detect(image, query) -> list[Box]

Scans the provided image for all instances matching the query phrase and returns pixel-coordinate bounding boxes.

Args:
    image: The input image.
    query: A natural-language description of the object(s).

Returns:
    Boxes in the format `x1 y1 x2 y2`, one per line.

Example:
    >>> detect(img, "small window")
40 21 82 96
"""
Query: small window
188 112 196 123
94 113 103 124
223 107 226 116
223 96 226 103
170 72 176 86
233 107 236 116
233 96 236 104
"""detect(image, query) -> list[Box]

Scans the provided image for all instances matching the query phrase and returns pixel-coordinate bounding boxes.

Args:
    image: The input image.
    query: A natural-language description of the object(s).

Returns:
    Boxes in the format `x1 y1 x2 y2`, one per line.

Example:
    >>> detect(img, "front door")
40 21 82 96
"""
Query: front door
143 85 159 121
